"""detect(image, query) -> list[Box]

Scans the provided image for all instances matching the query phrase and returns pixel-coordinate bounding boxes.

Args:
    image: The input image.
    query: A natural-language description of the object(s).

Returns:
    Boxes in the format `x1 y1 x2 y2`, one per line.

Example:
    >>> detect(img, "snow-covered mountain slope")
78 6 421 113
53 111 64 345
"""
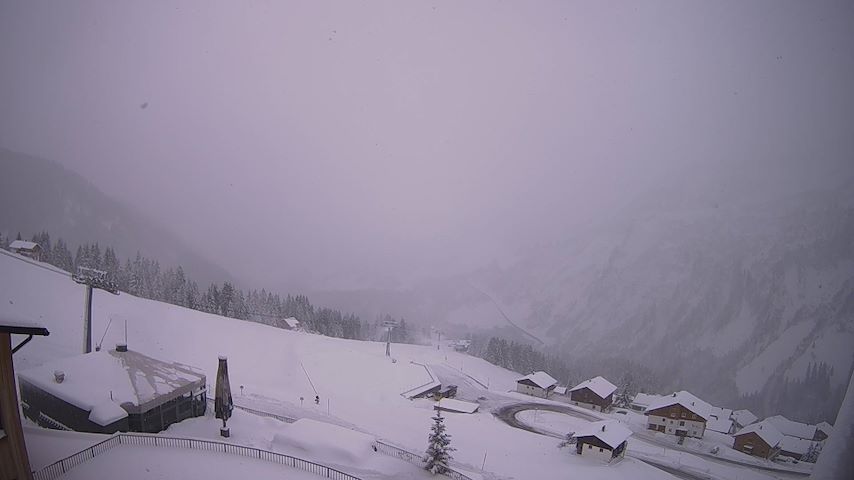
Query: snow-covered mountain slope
455 187 854 420
0 148 232 285
1 250 679 480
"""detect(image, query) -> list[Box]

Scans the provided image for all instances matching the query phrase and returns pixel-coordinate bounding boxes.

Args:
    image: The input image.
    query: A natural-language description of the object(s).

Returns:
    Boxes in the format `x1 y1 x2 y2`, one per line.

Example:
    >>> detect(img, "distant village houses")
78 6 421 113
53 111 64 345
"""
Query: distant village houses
515 371 558 398
569 376 617 412
8 240 41 261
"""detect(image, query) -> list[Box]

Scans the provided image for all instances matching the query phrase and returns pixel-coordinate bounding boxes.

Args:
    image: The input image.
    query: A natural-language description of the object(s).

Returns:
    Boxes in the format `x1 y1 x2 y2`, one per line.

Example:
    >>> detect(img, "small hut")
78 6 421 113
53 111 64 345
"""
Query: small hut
8 240 41 261
573 421 632 462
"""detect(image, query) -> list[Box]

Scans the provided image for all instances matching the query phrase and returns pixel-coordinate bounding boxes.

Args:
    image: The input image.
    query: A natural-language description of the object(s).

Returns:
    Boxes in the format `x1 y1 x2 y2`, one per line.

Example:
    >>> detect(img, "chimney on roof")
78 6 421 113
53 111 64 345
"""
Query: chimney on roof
601 425 606 432
116 343 128 352
672 393 676 397
691 401 695 406
53 370 65 383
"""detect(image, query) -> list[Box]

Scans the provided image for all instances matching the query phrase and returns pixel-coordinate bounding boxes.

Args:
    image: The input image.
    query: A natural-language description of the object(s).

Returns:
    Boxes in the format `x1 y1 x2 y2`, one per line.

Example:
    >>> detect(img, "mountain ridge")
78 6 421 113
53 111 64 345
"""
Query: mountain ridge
0 148 233 287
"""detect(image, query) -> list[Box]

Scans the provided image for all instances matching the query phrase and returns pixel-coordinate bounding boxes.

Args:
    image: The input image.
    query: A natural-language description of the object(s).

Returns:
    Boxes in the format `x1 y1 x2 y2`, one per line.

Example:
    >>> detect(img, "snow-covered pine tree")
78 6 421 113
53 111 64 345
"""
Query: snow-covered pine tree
424 410 455 474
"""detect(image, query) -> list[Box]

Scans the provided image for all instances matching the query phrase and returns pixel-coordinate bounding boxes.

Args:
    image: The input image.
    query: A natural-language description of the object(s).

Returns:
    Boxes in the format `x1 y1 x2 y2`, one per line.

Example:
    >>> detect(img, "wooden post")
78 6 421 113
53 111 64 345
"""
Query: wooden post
83 285 93 353
0 332 35 480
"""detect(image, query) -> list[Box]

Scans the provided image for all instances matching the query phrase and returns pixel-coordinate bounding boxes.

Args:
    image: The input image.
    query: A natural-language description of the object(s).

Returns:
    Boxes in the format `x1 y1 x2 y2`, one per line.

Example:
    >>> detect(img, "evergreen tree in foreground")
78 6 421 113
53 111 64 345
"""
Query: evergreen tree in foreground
424 410 455 475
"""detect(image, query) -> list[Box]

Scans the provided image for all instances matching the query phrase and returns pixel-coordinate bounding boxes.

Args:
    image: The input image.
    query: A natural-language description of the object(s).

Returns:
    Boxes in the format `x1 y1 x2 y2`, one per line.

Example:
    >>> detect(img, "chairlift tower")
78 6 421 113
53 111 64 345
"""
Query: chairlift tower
72 266 119 353
383 320 398 357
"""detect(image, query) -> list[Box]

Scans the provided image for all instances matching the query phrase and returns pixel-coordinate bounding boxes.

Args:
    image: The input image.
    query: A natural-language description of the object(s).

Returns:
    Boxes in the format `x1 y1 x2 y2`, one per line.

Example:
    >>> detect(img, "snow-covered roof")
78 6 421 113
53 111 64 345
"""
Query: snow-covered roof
403 380 441 399
645 391 713 421
554 386 567 395
435 398 479 414
779 435 813 455
9 240 39 250
283 317 299 328
18 348 206 416
734 421 783 448
517 371 558 390
707 415 734 434
732 409 758 427
0 316 49 336
573 420 632 449
765 415 817 440
816 421 833 436
569 376 617 399
631 393 662 408
706 406 734 433
88 400 129 426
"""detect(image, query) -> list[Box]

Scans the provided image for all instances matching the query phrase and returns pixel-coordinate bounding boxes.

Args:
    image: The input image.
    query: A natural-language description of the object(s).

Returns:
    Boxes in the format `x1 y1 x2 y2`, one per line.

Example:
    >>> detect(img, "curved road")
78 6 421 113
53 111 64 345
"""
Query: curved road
494 403 711 480
494 403 809 480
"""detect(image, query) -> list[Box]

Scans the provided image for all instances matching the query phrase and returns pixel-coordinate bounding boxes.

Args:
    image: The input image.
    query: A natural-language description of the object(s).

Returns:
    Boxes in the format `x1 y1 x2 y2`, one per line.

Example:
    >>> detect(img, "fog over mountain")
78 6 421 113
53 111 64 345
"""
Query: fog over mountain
1 0 853 424
0 149 233 286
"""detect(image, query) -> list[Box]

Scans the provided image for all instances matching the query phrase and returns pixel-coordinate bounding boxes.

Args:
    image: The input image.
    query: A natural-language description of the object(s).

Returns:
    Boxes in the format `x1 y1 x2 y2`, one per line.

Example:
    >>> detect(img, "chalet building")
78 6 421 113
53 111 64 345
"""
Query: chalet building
8 240 41 261
569 376 617 412
281 317 300 330
573 420 632 462
731 409 759 430
645 391 711 439
732 421 783 459
765 415 817 441
629 392 661 412
18 346 206 434
1 321 50 480
815 421 833 442
515 371 558 398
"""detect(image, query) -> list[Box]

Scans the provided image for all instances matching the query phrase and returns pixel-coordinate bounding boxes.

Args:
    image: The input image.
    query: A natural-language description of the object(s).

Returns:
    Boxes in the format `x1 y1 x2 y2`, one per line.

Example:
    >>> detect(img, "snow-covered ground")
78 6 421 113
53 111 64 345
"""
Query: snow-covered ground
59 445 326 480
1 250 787 479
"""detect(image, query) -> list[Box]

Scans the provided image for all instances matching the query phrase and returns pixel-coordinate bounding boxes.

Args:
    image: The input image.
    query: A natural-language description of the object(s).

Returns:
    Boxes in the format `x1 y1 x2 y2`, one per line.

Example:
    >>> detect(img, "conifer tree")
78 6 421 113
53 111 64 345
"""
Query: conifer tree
424 410 455 474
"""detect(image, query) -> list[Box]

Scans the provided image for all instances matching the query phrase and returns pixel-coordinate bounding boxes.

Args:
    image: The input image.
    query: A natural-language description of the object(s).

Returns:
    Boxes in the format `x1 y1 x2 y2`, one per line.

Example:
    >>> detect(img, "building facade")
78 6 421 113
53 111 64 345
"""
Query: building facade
734 431 777 459
646 403 707 438
515 372 557 398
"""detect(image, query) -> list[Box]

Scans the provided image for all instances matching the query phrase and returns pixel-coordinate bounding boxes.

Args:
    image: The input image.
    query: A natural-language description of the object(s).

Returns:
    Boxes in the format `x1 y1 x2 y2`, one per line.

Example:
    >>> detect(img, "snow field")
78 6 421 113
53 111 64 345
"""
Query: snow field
5 253 673 479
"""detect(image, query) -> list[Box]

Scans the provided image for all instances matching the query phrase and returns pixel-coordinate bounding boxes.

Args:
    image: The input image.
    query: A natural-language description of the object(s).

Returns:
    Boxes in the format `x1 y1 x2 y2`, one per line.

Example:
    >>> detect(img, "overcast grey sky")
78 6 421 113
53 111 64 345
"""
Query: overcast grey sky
1 1 852 291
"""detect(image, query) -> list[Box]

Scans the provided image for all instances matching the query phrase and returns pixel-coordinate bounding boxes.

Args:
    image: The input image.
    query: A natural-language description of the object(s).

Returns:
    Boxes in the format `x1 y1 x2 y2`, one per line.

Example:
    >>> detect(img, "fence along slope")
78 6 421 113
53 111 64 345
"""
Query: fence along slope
33 433 362 480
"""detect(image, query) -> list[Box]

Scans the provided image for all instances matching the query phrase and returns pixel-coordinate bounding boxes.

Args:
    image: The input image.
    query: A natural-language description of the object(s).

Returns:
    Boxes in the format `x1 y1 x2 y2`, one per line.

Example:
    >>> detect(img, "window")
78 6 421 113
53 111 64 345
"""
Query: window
588 444 592 449
670 412 677 418
679 421 685 426
599 448 604 453
681 412 686 418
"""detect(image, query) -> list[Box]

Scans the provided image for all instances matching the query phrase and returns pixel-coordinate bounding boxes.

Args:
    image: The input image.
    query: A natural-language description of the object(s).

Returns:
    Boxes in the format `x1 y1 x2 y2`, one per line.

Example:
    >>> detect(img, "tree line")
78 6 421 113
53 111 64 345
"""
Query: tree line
0 230 418 344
